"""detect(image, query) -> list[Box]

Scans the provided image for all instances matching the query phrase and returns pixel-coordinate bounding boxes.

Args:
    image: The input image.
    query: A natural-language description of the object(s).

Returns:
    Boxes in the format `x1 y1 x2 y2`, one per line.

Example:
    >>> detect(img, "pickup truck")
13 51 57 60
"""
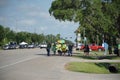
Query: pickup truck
80 44 104 51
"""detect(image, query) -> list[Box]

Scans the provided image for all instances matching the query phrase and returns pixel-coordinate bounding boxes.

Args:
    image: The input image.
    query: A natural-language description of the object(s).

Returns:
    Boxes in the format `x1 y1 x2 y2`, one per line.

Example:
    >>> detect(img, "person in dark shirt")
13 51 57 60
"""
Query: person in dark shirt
84 45 90 56
46 42 51 56
114 46 119 56
68 44 73 56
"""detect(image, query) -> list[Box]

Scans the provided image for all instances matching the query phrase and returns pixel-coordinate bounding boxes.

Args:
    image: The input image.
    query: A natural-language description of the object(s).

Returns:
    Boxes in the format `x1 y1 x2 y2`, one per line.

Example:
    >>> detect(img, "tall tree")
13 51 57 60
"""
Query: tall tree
0 25 5 45
49 0 120 45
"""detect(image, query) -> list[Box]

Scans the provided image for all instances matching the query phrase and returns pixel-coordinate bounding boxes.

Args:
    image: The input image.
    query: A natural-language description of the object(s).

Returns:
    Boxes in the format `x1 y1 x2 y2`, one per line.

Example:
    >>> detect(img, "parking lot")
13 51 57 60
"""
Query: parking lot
0 48 120 80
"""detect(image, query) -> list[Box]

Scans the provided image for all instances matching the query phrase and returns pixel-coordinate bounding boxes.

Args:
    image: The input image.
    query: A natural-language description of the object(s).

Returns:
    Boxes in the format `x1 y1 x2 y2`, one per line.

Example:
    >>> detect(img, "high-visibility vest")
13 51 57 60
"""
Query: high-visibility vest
56 44 62 51
62 44 67 51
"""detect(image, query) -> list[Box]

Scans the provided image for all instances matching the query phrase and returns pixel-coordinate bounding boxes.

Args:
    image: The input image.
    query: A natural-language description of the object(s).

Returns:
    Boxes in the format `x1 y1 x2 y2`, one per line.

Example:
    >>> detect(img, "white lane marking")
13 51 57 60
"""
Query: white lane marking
0 56 39 69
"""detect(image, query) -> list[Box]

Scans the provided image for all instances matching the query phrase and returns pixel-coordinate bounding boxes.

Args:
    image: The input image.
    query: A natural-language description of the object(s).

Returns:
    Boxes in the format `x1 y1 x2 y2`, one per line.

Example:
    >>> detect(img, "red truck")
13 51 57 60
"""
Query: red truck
80 44 104 51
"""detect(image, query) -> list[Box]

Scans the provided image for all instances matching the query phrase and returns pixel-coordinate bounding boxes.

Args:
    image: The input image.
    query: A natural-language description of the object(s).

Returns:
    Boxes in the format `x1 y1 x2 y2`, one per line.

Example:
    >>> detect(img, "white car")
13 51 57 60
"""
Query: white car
28 44 35 48
3 44 9 50
39 44 47 49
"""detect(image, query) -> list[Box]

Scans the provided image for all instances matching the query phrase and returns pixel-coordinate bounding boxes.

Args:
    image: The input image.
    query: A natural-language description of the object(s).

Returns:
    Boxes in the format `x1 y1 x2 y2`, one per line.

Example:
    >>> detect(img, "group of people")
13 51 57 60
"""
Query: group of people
83 43 120 56
83 42 109 56
46 41 120 56
46 42 73 56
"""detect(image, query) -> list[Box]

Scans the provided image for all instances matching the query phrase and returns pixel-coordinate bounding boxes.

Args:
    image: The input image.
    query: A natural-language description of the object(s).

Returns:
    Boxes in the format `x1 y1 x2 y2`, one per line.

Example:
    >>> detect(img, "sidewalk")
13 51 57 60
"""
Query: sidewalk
70 58 120 62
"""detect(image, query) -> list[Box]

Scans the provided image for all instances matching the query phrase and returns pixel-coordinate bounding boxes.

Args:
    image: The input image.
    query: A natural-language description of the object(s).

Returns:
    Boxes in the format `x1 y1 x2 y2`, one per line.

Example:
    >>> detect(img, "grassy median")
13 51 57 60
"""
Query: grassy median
65 62 120 74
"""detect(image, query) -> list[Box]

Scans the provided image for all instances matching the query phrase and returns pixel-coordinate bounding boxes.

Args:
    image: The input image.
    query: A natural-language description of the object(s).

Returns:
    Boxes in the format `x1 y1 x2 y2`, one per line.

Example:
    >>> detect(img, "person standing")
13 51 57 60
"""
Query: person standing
114 46 119 56
118 43 120 56
46 42 51 56
108 45 112 55
56 43 62 56
61 43 68 56
84 45 90 56
102 42 108 55
52 43 56 55
68 44 73 56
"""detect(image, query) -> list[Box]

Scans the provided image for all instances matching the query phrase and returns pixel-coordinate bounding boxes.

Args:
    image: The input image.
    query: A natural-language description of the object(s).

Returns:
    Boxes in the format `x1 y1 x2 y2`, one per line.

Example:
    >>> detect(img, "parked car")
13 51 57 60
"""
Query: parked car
3 42 17 50
80 44 104 51
9 42 17 49
3 44 9 50
90 44 104 51
28 44 35 48
39 44 47 49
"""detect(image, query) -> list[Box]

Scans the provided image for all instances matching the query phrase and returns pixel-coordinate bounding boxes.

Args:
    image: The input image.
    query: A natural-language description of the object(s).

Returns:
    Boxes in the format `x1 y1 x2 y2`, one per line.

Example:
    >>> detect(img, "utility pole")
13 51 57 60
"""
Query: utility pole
84 28 86 45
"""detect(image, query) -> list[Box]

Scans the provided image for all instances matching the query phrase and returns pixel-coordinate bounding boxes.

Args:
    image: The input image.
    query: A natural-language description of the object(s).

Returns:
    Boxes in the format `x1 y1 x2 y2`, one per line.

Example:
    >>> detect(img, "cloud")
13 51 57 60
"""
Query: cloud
39 26 47 31
17 3 51 20
18 19 37 26
28 11 50 19
18 3 42 13
48 17 79 29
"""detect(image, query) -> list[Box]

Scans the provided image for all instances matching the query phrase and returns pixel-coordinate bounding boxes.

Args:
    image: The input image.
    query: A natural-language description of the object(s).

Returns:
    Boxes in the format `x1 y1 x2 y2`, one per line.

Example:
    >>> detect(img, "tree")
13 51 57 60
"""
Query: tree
0 25 85 47
49 0 120 46
0 25 5 46
101 0 120 45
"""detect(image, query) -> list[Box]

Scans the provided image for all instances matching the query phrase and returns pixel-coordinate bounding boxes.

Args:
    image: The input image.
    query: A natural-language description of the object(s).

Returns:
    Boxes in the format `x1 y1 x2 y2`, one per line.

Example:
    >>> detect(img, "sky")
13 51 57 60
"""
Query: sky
0 0 79 42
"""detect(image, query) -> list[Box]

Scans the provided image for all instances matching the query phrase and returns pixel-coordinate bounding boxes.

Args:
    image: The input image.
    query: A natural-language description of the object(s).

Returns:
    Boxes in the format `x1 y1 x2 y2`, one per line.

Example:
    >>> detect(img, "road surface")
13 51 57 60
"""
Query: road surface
0 48 120 80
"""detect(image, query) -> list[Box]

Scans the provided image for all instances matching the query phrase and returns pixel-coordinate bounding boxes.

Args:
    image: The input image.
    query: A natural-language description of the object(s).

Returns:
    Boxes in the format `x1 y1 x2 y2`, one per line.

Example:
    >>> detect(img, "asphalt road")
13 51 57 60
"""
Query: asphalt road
0 48 120 80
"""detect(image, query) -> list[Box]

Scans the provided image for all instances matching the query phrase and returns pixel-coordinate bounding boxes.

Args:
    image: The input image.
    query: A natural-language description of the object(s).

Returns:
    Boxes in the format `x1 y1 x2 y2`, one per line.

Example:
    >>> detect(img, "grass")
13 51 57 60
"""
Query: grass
73 50 120 60
65 62 120 74
65 50 120 74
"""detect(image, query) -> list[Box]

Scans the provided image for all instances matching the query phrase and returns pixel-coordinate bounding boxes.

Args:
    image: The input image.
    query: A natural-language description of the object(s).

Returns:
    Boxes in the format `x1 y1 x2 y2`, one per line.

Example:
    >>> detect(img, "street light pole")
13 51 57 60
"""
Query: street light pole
103 34 104 43
84 28 86 45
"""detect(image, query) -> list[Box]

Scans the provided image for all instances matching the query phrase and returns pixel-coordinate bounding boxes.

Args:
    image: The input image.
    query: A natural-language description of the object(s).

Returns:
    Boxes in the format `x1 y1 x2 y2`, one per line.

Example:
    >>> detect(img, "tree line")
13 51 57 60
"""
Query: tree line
49 0 120 47
0 25 68 46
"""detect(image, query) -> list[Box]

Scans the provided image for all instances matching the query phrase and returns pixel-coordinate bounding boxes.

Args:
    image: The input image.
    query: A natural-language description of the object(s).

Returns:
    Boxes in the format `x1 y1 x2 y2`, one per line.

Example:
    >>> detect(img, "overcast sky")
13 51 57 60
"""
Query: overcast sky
0 0 79 42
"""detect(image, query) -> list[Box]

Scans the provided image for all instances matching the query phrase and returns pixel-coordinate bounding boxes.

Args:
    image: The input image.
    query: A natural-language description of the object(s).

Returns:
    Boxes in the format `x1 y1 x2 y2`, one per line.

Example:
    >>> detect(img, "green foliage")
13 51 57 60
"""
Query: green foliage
0 25 69 46
49 0 120 46
0 25 5 42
